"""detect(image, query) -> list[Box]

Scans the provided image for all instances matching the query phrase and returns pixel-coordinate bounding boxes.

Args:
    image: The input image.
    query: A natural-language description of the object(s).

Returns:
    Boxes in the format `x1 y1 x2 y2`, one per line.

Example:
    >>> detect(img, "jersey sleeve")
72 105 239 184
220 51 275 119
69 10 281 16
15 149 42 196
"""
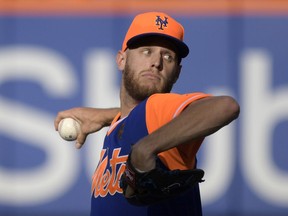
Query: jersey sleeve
145 92 211 170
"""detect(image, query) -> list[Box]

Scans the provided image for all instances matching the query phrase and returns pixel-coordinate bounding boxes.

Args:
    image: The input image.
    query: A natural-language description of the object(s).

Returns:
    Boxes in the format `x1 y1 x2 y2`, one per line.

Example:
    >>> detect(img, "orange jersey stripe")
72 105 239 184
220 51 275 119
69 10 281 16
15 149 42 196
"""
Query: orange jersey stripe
0 0 288 16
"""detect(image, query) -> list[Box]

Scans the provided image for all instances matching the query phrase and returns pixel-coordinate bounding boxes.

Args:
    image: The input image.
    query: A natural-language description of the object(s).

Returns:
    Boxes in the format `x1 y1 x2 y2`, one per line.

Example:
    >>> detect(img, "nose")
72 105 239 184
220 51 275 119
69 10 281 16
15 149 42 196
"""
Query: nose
151 53 163 70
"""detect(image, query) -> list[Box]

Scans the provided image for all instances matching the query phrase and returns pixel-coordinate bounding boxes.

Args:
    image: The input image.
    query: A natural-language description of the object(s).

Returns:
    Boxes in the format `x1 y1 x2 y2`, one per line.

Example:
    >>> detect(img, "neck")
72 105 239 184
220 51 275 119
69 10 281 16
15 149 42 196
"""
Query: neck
120 83 140 118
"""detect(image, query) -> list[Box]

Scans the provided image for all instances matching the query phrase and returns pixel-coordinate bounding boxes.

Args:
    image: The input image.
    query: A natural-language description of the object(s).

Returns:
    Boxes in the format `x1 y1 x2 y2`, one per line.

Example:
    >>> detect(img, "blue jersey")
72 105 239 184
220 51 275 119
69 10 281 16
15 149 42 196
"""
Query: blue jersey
90 93 209 216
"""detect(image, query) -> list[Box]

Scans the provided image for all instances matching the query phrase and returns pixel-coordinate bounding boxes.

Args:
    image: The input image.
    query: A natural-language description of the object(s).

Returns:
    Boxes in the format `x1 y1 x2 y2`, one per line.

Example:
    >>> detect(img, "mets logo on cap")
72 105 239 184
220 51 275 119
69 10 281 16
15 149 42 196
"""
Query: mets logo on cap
121 12 189 58
155 15 168 30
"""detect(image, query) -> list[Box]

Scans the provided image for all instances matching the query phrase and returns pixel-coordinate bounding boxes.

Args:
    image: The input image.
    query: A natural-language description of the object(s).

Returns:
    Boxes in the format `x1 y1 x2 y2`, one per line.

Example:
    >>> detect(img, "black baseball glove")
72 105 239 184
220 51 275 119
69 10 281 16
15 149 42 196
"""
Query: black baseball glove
120 154 205 206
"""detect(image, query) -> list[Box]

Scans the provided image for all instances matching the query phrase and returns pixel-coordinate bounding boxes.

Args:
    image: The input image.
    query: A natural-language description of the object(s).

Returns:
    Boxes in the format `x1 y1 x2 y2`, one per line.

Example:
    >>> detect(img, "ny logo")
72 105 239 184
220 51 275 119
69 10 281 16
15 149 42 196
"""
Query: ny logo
155 16 168 30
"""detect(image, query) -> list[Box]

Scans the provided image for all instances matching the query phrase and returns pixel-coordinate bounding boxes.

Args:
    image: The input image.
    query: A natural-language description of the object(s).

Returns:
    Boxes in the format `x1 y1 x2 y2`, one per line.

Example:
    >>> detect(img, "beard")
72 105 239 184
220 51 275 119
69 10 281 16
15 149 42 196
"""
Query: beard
123 63 176 101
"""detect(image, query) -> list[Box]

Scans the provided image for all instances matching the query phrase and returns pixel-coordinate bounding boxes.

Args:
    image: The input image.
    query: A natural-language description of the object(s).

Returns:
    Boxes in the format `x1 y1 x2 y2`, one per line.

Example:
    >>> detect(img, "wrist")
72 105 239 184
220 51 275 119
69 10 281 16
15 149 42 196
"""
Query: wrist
131 141 156 172
95 108 119 127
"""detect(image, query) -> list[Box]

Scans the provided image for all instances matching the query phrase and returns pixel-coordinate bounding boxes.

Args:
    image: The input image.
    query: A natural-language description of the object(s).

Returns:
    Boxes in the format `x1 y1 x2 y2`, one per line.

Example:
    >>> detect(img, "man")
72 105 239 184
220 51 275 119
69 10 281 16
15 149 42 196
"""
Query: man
55 12 240 216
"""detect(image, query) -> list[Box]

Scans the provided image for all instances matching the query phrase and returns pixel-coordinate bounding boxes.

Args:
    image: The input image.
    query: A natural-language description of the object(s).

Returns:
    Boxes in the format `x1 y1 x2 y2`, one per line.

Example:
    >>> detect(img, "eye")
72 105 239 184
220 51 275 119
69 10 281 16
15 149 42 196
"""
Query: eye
142 49 151 55
163 53 174 62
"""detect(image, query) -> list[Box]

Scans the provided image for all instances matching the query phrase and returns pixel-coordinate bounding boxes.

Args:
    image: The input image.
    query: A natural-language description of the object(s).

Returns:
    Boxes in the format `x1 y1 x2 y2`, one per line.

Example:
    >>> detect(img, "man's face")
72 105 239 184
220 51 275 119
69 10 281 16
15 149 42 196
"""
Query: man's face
122 38 181 101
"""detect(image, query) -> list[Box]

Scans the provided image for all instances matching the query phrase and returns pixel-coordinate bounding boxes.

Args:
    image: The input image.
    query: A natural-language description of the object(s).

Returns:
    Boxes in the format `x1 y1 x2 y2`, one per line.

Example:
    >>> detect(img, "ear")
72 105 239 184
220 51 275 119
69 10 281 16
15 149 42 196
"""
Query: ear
116 50 126 71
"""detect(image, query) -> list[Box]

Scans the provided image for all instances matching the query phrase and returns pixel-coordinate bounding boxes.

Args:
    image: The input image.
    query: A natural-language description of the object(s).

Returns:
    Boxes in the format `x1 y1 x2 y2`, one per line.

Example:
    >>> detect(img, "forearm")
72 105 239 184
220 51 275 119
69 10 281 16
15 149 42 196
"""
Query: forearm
55 107 120 149
55 107 120 129
91 107 120 127
131 96 240 170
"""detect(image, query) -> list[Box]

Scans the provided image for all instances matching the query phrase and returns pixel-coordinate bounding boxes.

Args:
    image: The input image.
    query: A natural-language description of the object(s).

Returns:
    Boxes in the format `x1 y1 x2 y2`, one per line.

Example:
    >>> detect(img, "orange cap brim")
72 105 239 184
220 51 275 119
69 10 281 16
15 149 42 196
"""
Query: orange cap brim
126 33 189 58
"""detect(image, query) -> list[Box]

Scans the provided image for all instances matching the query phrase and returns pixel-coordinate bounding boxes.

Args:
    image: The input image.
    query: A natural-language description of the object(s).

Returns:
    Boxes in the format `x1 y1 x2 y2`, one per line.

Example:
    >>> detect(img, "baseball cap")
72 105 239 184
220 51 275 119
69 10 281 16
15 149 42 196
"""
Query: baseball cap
122 12 189 58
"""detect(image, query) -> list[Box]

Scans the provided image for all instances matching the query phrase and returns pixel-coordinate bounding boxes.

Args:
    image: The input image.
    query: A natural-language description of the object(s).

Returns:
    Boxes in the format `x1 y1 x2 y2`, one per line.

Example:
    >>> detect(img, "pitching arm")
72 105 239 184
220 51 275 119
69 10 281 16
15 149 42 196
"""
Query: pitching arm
54 107 120 149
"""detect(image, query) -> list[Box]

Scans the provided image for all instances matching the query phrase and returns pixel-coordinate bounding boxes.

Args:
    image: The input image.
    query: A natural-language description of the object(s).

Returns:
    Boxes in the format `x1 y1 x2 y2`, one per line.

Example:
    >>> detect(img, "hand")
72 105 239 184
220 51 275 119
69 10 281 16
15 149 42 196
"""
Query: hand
122 141 157 198
130 142 156 172
54 107 119 149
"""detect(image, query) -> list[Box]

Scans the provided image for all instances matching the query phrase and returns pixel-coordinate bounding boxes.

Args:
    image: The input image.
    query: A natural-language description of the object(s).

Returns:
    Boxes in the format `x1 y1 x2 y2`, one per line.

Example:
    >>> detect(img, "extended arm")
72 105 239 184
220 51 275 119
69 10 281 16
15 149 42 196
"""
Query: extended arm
131 95 240 171
54 107 120 148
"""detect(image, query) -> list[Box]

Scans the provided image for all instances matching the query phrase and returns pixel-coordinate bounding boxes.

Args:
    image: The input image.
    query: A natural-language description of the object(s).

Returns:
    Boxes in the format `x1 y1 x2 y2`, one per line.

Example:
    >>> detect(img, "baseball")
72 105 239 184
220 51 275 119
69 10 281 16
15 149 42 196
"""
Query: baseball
58 118 80 141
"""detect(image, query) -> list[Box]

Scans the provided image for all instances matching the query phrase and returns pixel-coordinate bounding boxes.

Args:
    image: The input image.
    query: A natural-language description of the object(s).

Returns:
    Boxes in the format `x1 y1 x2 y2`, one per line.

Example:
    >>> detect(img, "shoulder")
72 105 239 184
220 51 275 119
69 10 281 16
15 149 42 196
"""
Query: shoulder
147 92 211 115
148 92 210 104
145 92 211 133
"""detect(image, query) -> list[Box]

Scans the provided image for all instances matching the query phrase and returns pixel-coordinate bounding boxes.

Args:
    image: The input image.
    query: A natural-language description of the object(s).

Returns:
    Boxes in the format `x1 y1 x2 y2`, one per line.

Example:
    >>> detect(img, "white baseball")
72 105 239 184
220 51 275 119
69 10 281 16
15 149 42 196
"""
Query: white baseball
58 118 80 141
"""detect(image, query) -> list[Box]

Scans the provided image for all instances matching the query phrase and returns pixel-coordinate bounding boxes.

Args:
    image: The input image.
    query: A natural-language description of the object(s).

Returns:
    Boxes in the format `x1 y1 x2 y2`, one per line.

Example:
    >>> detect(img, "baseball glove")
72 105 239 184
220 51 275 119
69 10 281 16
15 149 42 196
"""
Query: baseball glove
120 154 205 206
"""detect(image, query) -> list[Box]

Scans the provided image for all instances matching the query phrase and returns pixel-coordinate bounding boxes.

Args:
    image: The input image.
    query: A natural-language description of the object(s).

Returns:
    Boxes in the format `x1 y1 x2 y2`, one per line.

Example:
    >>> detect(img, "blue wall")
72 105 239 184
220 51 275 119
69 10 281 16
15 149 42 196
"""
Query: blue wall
0 10 288 216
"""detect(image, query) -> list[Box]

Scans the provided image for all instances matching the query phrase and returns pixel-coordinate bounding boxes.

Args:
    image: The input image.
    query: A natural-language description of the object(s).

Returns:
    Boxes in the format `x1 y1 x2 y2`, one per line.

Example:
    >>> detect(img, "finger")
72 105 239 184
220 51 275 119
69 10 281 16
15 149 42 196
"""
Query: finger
75 142 83 149
54 117 61 131
125 186 135 198
75 132 87 149
54 110 75 131
54 112 65 131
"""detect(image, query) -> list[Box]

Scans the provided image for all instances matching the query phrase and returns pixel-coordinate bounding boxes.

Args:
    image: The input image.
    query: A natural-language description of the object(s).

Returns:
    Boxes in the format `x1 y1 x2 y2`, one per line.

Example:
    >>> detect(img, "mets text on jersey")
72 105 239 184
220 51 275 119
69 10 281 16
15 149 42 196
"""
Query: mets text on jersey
91 148 127 198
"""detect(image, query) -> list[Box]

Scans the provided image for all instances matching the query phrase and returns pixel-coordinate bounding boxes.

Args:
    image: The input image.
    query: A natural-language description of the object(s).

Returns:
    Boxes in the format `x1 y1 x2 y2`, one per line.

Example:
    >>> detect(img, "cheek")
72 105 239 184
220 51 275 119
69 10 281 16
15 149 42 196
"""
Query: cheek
163 65 178 79
126 56 142 71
